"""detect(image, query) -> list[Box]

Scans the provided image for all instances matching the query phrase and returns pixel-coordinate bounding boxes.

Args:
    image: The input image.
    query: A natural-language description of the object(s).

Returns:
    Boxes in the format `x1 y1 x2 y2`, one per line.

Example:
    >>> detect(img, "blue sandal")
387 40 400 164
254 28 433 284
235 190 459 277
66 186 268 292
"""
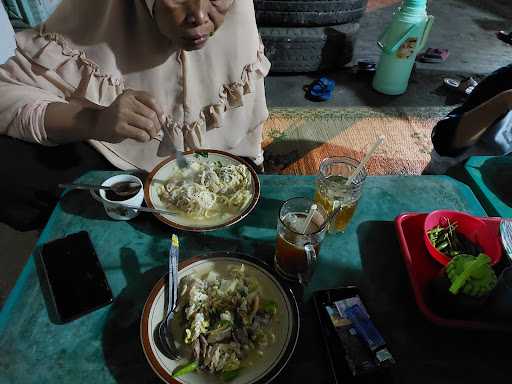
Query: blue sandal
306 77 335 101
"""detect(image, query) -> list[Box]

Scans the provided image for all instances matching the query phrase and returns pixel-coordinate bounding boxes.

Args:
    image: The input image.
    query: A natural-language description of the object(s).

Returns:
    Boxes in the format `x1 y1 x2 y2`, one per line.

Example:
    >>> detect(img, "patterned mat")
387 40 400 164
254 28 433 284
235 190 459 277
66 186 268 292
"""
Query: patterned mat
262 107 452 175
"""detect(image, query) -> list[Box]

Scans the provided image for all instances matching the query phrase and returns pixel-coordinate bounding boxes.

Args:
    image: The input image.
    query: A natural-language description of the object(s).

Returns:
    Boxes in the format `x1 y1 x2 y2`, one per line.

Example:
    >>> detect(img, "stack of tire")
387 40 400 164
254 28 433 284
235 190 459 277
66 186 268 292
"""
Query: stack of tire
255 0 368 73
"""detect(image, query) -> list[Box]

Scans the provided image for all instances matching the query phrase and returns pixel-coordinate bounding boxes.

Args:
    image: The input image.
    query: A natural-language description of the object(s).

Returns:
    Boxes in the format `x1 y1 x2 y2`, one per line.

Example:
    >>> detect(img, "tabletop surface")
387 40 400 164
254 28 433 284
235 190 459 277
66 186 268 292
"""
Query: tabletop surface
464 155 512 218
1 173 509 384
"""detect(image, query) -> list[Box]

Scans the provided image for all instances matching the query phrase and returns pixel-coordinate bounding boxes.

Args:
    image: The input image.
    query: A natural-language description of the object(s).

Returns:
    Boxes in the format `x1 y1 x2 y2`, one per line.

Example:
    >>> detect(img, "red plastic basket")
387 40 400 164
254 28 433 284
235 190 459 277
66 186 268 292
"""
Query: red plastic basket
395 212 511 332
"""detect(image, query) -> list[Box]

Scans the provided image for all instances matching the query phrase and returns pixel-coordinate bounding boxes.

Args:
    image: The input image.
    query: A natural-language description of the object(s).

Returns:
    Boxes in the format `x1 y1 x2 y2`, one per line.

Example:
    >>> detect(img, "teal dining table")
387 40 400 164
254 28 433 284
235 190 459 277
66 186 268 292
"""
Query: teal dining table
464 155 512 218
0 172 510 384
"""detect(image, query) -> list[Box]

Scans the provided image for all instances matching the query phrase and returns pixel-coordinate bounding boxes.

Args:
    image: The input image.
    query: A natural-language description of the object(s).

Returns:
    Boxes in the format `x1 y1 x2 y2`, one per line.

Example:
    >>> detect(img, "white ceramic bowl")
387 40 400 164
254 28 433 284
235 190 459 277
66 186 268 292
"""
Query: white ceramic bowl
99 174 144 220
140 253 300 384
144 149 260 231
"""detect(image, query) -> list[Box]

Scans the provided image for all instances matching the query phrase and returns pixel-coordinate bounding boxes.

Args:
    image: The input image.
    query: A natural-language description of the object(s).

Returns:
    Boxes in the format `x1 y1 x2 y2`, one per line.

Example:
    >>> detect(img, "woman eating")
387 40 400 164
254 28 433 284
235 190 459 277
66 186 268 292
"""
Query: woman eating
0 0 270 230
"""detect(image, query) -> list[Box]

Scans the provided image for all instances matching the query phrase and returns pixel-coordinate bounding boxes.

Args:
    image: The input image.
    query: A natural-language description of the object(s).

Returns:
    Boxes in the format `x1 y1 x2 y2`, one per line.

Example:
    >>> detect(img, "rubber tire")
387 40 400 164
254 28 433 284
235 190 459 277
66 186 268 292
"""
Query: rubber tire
259 23 359 73
254 0 367 27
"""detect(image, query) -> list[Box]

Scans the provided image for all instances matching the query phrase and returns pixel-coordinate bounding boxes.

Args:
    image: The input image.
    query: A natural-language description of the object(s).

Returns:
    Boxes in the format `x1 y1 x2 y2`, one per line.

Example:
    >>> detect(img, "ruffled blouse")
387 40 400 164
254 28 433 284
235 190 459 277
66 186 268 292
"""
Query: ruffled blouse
0 0 270 170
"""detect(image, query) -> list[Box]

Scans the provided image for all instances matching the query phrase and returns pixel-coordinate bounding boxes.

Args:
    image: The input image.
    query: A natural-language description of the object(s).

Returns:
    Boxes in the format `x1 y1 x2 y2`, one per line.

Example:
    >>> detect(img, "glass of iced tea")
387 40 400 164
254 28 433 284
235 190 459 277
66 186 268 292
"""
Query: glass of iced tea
274 197 328 284
314 156 366 233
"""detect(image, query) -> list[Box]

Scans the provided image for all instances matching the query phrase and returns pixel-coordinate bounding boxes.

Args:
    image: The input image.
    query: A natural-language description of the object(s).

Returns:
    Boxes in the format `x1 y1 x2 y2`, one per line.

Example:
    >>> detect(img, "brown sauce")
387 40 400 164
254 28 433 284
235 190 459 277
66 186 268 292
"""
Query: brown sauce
105 188 140 201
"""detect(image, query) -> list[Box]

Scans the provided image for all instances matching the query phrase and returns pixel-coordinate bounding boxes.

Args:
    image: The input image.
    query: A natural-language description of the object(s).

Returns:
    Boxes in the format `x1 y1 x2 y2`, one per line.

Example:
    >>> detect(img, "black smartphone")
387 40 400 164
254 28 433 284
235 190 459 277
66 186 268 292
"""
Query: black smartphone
313 286 360 384
39 231 113 323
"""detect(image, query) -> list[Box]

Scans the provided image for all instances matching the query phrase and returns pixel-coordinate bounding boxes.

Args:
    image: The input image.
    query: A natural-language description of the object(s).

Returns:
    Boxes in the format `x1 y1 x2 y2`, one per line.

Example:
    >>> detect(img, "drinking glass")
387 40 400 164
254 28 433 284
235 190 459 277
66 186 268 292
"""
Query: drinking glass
274 197 328 284
314 156 366 233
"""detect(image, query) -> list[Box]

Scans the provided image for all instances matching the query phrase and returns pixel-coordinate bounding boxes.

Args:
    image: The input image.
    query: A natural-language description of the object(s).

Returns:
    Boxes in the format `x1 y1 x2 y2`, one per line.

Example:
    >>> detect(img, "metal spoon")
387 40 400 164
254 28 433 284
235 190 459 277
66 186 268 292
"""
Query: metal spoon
155 234 180 359
88 190 176 216
319 200 343 231
59 181 141 197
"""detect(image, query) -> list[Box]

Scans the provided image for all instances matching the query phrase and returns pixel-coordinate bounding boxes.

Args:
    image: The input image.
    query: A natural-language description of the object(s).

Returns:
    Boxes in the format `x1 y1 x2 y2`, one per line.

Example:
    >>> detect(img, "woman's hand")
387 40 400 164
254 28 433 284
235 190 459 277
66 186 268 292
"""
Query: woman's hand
44 90 164 144
92 90 164 143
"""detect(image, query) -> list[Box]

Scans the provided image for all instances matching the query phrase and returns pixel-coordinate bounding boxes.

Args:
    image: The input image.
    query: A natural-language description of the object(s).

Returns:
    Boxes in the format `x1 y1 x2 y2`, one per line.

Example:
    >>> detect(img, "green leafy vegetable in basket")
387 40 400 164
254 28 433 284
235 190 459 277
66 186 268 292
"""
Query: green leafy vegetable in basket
428 253 498 317
446 254 497 297
427 219 482 258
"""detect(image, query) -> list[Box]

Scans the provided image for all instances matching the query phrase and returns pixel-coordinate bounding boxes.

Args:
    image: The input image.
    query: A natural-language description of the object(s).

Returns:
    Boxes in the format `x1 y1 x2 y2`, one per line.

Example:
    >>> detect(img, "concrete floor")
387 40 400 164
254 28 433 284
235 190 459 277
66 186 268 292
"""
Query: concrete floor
1 0 512 307
265 0 512 107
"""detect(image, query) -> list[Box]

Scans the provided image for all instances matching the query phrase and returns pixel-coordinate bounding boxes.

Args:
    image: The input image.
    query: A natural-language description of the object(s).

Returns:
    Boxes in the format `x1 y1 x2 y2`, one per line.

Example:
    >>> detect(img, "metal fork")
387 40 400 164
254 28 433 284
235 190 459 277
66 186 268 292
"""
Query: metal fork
175 148 189 169
155 234 180 359
501 220 512 261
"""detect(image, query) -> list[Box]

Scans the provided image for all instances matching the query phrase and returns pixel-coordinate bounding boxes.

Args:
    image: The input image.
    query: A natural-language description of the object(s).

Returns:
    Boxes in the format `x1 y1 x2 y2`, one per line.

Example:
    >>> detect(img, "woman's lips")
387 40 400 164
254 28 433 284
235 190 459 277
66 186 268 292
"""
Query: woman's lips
183 34 208 47
192 35 208 45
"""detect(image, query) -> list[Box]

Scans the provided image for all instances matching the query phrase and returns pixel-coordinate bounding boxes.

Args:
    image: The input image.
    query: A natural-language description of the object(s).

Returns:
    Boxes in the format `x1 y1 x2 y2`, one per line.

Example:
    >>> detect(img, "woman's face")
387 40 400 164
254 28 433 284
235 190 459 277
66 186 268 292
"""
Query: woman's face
155 0 233 50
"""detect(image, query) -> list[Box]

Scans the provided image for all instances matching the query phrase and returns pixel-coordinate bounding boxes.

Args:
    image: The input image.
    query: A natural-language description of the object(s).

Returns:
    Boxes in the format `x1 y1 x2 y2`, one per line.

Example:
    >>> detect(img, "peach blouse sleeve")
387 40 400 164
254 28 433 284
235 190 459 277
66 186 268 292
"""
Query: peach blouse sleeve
0 49 67 145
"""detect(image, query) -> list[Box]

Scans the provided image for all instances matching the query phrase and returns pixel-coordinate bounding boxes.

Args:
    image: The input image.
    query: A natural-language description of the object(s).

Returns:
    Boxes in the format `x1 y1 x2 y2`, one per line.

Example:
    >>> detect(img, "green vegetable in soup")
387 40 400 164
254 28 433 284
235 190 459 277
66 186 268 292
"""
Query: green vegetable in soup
261 299 278 315
222 368 242 382
172 361 199 378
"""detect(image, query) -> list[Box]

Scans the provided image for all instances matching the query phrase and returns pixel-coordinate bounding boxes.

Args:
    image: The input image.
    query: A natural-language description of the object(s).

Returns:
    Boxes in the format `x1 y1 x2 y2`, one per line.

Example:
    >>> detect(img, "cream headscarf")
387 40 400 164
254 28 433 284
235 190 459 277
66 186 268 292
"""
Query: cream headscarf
0 0 269 170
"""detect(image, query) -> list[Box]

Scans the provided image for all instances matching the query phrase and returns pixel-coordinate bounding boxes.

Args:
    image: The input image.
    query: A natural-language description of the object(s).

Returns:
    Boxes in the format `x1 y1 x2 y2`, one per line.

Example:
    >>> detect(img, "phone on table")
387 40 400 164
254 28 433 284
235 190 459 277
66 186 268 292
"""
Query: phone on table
39 231 113 323
313 287 393 384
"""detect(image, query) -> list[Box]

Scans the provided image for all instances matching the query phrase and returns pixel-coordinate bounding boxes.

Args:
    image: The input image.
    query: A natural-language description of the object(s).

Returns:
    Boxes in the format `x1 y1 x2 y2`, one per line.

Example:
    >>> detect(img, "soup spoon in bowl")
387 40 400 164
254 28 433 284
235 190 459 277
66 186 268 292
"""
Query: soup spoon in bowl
59 181 142 198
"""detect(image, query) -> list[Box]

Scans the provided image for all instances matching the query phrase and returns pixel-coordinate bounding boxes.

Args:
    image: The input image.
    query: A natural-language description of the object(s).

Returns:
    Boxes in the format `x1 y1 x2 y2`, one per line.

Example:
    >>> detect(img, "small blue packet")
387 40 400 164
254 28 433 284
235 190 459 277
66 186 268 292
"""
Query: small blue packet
344 304 385 351
335 297 395 368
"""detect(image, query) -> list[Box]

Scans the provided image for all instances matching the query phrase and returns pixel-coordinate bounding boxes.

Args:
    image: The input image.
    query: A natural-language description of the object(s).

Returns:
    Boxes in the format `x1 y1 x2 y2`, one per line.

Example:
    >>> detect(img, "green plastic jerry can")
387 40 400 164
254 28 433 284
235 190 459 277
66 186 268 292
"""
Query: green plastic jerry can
372 0 434 95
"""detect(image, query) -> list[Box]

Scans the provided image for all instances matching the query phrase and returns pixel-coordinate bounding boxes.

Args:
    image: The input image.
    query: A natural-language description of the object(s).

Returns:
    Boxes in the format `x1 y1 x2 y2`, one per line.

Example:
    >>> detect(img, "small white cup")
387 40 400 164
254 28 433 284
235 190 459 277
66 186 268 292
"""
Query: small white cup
99 174 144 220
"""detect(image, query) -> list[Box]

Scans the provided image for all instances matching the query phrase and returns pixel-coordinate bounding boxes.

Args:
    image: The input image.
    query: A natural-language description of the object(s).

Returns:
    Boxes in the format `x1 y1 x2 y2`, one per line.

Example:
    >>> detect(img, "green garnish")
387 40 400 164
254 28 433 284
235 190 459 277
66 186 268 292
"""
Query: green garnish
172 361 199 378
222 368 242 382
218 319 233 328
194 151 209 158
261 300 278 315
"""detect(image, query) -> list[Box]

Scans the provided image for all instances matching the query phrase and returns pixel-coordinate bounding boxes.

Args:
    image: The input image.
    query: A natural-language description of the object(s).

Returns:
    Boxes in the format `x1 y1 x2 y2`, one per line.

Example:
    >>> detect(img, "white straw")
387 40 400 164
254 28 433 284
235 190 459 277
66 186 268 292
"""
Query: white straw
345 136 385 186
302 204 317 234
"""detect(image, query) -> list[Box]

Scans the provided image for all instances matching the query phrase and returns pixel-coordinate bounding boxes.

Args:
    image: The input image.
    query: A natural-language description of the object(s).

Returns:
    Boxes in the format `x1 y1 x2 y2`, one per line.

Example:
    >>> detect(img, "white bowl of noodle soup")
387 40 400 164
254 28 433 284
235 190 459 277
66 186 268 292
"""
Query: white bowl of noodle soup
144 149 260 231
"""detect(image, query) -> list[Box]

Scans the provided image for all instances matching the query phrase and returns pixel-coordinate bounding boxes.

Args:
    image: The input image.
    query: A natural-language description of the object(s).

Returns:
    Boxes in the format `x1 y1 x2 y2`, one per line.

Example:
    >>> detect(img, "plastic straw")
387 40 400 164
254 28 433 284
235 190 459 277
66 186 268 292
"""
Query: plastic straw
345 136 385 186
302 204 317 234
